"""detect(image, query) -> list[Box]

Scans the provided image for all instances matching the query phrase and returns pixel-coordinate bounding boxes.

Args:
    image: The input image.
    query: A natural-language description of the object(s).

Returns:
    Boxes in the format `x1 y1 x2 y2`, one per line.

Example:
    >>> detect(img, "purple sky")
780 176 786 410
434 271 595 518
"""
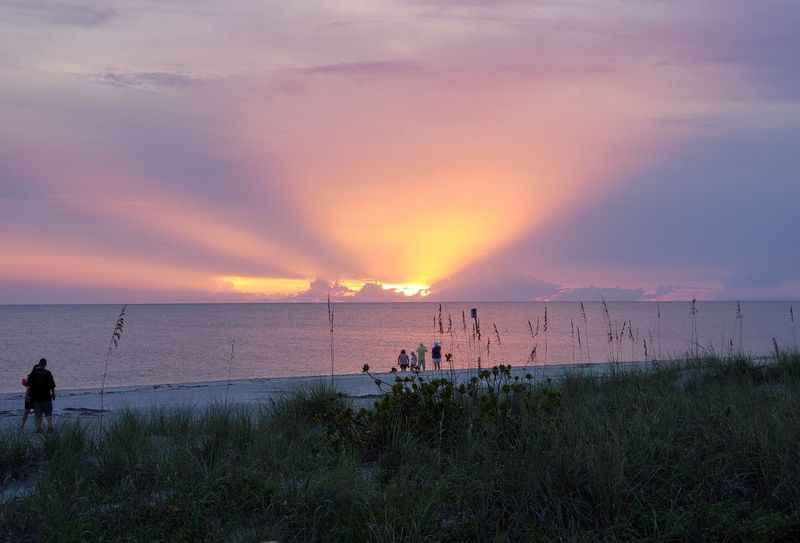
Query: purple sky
1 0 799 303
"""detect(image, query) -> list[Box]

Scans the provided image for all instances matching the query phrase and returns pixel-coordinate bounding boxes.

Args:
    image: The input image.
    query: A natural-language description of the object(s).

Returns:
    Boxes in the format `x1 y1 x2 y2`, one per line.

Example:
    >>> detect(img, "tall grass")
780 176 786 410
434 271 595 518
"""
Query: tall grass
99 305 127 426
543 303 549 362
580 301 590 360
327 294 335 384
527 318 538 364
690 298 699 358
570 319 576 363
224 339 235 406
6 353 800 542
418 301 788 373
602 298 615 362
657 302 662 360
736 301 744 355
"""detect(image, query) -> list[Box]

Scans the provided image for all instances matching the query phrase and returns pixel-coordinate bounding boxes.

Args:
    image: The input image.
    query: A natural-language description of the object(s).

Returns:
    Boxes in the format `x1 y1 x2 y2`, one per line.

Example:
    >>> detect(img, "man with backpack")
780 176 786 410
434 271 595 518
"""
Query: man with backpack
27 358 56 433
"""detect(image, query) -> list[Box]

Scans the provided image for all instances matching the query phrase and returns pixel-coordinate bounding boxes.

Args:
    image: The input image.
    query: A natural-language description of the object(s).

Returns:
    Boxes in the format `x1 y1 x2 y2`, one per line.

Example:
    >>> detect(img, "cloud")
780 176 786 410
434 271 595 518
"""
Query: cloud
299 60 424 77
538 127 800 273
411 0 524 5
547 287 648 303
1 0 115 27
456 122 800 301
287 279 347 303
284 279 431 303
348 283 425 302
432 269 560 302
88 71 205 91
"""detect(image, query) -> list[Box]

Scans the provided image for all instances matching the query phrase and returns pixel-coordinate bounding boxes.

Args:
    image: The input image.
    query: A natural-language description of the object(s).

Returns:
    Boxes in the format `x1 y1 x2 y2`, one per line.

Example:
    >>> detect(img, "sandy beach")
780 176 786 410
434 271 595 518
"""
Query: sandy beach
0 360 671 430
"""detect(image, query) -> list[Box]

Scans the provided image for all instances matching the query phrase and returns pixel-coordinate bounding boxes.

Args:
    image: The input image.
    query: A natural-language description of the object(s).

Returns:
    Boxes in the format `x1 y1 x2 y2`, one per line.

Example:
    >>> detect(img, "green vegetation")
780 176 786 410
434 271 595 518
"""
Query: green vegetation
4 353 800 542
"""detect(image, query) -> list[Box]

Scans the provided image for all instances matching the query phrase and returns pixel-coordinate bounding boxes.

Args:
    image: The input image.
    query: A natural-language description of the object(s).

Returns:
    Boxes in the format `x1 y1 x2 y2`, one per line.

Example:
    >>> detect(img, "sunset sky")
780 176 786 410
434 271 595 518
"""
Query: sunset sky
1 0 798 303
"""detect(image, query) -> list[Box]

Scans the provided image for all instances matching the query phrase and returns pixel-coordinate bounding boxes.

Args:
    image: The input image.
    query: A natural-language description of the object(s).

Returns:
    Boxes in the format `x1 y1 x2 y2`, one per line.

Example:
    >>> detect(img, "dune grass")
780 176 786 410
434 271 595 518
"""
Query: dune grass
3 353 800 542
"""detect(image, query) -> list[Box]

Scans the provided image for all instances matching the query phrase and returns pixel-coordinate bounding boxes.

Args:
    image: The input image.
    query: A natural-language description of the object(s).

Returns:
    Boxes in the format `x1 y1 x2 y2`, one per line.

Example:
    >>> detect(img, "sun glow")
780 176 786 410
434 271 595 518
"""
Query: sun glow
219 276 312 297
334 278 431 297
297 170 543 289
336 279 367 293
381 283 431 297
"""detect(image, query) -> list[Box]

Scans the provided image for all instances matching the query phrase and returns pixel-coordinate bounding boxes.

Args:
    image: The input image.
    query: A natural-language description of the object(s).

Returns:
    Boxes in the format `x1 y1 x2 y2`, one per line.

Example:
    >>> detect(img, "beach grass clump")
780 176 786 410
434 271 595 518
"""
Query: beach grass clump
4 353 800 542
0 430 36 481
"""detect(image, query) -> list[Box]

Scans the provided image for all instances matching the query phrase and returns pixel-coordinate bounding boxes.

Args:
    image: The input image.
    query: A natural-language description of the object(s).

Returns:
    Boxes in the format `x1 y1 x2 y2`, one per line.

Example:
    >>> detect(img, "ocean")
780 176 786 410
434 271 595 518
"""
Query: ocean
0 302 797 393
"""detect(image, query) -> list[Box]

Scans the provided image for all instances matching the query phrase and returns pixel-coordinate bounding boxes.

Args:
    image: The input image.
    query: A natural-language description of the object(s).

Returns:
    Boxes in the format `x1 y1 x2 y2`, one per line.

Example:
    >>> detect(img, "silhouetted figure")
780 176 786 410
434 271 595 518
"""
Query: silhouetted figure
416 343 427 372
27 358 56 433
432 341 442 371
19 369 35 430
410 351 418 371
398 350 410 372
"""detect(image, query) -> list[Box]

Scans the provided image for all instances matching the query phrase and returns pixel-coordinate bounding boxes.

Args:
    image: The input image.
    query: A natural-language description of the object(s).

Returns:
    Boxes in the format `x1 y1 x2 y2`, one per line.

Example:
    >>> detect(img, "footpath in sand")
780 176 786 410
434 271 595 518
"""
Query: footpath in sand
0 360 671 429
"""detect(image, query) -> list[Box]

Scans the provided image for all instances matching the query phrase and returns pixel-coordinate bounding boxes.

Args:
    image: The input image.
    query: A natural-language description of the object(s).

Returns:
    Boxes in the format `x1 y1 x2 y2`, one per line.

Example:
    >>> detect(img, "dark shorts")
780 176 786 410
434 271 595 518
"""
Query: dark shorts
33 400 53 417
25 397 33 411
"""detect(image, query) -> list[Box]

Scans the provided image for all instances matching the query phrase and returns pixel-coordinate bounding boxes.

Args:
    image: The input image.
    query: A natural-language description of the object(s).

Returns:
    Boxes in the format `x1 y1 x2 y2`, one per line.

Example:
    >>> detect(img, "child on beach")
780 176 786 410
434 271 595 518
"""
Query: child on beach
410 351 418 371
20 376 32 430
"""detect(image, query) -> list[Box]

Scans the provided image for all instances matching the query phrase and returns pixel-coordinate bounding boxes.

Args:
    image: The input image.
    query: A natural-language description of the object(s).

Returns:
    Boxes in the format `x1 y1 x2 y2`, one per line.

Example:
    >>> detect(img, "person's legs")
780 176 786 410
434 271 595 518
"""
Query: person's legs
33 401 53 433
20 410 29 430
43 400 54 432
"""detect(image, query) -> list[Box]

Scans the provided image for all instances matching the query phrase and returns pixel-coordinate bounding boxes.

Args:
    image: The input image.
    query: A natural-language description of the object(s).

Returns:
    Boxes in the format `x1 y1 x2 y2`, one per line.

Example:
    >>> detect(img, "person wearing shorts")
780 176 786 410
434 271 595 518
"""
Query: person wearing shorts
398 350 410 372
432 341 442 371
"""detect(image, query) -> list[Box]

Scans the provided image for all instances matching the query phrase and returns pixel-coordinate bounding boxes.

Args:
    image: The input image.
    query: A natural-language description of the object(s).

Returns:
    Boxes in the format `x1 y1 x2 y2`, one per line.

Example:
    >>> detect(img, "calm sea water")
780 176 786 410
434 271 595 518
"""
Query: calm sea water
0 302 797 393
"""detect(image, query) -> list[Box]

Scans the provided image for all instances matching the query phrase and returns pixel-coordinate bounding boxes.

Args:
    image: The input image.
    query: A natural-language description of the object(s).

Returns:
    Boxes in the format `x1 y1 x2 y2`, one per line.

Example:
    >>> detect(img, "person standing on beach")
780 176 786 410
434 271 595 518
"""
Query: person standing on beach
416 343 427 372
410 351 418 371
398 349 410 372
432 341 442 371
27 358 56 433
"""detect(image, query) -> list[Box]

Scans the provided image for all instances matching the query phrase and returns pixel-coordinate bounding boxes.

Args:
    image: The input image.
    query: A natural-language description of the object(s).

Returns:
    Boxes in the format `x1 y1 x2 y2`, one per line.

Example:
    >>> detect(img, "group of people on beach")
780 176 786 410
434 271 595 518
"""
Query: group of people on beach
397 341 443 372
20 358 57 433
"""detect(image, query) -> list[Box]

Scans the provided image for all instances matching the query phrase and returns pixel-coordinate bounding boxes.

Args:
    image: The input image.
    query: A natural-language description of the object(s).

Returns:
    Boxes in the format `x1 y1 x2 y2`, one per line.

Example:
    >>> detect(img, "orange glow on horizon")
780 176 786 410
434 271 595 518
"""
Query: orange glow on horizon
231 70 669 295
299 171 547 287
336 279 367 293
218 276 312 297
334 279 431 297
381 282 431 297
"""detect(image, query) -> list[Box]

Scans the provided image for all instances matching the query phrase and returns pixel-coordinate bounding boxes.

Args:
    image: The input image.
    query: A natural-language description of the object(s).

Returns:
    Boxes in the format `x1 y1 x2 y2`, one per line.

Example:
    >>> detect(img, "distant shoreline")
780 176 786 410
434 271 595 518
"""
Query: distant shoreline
1 300 798 306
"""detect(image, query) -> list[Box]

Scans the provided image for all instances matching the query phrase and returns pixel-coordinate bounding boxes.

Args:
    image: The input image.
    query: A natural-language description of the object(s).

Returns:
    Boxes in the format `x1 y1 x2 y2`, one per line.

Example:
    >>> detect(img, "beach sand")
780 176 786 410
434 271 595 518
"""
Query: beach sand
0 361 661 430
